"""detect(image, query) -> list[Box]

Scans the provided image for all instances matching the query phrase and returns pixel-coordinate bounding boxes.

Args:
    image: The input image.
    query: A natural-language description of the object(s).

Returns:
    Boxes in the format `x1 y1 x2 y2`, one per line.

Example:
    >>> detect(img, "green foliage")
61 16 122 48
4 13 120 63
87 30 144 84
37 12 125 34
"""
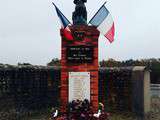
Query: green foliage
99 58 160 70
47 58 60 66
47 58 160 71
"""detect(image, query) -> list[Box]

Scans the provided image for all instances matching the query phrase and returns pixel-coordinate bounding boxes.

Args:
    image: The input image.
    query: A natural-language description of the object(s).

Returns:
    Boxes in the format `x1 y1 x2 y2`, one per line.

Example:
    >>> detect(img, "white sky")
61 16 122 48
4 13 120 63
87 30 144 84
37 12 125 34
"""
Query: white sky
0 0 160 65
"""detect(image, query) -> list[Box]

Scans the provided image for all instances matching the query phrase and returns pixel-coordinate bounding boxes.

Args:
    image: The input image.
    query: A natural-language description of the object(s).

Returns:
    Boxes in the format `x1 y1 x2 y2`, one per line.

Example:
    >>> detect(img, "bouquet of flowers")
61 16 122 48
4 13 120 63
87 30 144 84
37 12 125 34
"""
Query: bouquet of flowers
52 99 110 120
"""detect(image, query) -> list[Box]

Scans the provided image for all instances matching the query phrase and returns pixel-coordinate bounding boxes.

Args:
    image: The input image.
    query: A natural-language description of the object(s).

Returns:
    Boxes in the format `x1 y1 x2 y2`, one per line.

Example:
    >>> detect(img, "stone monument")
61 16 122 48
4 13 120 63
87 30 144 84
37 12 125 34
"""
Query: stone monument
60 0 100 112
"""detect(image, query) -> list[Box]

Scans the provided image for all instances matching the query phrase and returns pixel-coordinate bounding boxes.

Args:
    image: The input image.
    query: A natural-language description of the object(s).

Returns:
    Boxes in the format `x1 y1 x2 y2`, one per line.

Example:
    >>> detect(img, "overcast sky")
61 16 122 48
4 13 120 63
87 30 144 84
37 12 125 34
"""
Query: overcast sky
0 0 160 65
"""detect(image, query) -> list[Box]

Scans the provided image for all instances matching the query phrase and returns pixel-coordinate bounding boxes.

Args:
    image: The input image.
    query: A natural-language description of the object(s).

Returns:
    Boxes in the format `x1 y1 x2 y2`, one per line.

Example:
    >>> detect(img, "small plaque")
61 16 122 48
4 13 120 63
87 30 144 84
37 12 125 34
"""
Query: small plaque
69 72 90 102
66 46 93 63
73 31 85 40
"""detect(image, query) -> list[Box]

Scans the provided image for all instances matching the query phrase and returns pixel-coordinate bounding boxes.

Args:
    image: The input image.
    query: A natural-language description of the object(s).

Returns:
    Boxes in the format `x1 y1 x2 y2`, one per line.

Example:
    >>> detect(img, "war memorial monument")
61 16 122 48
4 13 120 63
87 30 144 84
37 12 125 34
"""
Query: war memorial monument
60 0 99 112
53 0 115 113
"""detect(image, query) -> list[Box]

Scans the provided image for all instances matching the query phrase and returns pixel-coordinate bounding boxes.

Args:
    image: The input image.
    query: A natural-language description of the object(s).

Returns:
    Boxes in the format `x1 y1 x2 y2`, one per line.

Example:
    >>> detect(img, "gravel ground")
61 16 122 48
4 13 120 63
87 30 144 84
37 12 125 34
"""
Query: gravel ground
0 97 160 120
110 112 160 120
25 111 160 120
0 110 160 120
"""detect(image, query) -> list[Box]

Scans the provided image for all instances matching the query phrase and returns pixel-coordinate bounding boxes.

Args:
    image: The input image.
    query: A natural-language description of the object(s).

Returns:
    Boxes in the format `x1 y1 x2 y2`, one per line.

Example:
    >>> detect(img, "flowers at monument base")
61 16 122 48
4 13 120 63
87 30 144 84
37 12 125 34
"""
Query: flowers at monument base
52 99 110 120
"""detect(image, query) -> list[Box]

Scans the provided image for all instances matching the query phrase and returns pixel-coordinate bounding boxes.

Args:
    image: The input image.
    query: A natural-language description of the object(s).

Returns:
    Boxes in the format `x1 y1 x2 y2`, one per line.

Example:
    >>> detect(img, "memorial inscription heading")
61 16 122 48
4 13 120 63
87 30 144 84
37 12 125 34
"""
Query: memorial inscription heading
66 46 94 63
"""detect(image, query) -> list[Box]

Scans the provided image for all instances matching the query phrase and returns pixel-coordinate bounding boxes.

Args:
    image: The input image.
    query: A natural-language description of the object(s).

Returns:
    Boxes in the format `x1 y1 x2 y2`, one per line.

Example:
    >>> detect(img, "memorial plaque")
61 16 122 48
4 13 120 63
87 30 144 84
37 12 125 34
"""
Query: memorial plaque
73 31 85 40
66 46 93 63
69 72 90 102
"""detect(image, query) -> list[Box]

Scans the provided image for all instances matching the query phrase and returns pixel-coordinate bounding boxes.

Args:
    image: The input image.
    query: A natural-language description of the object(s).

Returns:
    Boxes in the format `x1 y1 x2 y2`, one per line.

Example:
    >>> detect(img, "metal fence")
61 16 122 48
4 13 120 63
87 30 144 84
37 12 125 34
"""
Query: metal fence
151 84 160 112
99 67 133 112
0 65 60 119
0 65 159 119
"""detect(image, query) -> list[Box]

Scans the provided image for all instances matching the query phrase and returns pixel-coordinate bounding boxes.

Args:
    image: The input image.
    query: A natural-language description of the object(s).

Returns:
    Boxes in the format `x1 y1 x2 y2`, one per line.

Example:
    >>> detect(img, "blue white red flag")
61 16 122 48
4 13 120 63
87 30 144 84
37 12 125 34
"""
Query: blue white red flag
89 2 115 43
53 3 73 40
53 3 71 28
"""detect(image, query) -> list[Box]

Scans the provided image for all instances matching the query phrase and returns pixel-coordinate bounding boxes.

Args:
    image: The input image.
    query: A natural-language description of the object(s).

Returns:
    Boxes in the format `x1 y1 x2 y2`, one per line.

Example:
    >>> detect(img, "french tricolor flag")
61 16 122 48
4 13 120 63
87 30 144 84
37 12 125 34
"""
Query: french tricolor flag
53 3 73 41
89 2 115 43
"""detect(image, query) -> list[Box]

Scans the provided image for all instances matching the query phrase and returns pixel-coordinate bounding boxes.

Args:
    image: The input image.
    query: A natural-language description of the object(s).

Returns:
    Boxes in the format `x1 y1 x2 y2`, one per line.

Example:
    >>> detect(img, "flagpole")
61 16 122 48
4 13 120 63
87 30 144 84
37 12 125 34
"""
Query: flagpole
52 2 71 25
52 2 56 7
88 1 107 24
